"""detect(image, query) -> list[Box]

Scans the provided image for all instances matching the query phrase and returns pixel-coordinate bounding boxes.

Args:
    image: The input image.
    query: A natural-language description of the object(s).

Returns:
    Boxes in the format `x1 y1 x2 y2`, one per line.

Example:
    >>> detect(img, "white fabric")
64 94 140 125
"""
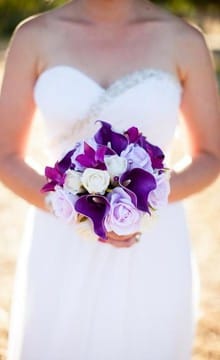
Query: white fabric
7 65 200 360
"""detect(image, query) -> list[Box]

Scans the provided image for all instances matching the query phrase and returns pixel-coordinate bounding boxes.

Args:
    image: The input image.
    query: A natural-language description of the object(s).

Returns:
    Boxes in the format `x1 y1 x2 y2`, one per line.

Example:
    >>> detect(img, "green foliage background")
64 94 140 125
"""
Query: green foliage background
0 0 219 37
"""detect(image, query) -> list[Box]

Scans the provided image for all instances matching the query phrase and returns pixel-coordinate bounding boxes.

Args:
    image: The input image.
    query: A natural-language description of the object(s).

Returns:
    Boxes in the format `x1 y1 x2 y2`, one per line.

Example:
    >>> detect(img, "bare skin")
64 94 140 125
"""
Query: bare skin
0 0 219 248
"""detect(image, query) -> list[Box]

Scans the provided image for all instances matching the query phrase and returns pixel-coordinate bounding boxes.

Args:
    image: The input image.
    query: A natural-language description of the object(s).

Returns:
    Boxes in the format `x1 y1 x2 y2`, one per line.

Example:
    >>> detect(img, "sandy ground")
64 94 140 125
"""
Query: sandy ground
0 31 220 359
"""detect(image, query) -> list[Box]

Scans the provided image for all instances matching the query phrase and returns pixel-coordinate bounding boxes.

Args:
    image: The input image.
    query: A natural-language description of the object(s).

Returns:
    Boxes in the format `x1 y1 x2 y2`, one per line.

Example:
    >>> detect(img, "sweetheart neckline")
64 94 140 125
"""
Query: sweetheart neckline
33 64 183 94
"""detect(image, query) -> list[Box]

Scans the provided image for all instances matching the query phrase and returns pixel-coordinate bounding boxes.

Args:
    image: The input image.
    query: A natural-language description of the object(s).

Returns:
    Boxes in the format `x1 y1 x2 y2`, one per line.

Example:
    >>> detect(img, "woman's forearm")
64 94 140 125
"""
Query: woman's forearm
168 151 220 203
0 155 48 212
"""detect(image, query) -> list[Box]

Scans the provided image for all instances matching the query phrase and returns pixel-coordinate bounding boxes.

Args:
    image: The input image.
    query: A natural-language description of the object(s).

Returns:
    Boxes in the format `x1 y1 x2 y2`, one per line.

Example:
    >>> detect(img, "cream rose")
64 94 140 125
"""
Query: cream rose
81 168 110 194
104 155 127 180
64 170 83 194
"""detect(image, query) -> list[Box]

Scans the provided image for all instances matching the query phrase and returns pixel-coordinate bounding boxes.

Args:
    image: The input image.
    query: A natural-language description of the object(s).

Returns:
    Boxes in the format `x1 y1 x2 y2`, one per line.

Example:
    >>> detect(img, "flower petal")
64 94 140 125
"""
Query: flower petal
94 120 112 144
120 168 156 212
76 142 96 167
111 130 128 154
45 166 66 185
75 142 109 169
56 149 75 173
95 145 115 163
94 120 128 154
40 181 57 193
125 126 139 143
144 141 165 169
74 195 110 239
137 136 165 169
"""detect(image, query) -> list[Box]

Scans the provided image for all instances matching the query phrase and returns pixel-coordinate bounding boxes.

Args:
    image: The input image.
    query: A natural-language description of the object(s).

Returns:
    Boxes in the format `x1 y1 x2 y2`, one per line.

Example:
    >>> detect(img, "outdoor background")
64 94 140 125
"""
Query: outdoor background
0 1 220 359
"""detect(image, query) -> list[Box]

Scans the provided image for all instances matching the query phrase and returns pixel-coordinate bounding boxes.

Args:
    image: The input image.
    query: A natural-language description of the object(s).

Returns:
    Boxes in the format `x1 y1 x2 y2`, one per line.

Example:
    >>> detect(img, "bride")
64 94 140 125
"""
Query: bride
0 0 220 359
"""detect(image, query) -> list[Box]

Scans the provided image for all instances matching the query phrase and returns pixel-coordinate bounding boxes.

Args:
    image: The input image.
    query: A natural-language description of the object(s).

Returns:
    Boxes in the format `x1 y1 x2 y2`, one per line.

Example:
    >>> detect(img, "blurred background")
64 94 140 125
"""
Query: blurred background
0 1 220 359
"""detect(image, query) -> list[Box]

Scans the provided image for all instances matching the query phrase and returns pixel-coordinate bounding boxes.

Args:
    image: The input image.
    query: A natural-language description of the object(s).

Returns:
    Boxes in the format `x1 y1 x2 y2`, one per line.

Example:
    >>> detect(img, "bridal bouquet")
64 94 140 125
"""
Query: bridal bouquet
41 121 170 240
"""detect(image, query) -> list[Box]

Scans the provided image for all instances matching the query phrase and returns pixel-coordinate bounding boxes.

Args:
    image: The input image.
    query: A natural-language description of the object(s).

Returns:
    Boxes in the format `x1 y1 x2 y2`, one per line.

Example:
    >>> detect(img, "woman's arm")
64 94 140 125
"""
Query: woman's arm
168 25 220 203
0 19 48 212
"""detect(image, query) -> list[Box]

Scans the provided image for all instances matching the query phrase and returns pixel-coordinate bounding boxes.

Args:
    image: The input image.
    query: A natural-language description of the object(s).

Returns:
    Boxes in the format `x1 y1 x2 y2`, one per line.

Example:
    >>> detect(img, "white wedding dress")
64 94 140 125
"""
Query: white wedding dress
7 65 200 360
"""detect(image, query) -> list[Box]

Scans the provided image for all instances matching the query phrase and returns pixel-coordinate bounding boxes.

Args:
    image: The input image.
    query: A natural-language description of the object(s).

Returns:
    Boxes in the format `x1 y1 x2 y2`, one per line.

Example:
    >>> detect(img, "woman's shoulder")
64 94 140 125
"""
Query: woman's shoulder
165 15 211 82
170 15 205 44
142 4 206 51
154 5 204 40
146 5 209 81
10 2 72 46
170 17 209 71
7 4 70 68
11 7 59 38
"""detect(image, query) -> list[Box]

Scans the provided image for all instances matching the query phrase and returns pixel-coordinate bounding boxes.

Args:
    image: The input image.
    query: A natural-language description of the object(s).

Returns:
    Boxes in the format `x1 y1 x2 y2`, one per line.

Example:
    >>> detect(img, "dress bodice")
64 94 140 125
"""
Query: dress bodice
33 65 183 159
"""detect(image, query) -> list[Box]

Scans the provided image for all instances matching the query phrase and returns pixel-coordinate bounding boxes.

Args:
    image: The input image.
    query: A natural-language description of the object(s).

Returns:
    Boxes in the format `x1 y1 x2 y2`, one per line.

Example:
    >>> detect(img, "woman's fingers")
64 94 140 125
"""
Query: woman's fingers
98 237 134 248
98 232 141 248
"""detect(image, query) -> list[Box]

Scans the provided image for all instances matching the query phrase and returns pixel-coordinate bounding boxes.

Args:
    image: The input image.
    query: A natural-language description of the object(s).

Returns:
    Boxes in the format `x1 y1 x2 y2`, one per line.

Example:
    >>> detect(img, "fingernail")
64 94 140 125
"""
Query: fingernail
98 237 105 242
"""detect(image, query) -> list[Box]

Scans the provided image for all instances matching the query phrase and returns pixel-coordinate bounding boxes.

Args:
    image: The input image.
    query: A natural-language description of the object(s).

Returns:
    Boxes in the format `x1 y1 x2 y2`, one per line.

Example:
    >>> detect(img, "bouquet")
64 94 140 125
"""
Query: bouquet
41 121 170 240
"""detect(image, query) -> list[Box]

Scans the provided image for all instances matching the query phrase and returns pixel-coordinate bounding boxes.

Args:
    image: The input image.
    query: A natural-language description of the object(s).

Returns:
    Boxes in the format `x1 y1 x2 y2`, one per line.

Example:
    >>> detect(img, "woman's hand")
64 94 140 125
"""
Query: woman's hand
98 231 141 248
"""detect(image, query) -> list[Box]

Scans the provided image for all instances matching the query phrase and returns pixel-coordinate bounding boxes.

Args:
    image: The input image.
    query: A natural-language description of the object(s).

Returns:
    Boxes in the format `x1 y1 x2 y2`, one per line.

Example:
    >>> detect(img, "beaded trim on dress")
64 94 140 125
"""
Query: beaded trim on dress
48 68 183 152
88 68 182 118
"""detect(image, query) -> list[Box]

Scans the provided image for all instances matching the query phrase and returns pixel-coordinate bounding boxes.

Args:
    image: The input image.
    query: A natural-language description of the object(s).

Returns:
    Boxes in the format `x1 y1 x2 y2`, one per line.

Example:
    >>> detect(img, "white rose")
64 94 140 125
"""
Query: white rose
64 170 83 194
81 168 110 194
104 155 127 180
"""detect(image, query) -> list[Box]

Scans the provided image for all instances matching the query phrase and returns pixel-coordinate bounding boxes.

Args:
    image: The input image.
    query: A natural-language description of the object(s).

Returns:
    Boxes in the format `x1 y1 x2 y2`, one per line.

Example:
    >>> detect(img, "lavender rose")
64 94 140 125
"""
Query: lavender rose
121 143 153 172
104 187 142 235
49 186 77 223
148 172 170 209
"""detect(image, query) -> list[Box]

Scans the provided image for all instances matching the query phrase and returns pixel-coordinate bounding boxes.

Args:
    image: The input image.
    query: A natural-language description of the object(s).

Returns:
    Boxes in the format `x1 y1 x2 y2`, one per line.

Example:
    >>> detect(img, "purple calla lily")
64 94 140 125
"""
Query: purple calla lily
120 168 157 213
94 120 128 155
143 140 165 169
74 195 110 239
137 136 165 169
94 121 112 145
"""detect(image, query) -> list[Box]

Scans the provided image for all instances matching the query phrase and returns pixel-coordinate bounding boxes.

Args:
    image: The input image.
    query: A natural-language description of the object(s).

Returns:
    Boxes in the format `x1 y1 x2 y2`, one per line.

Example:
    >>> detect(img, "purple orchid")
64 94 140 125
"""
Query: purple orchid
41 149 75 193
119 168 157 213
125 126 140 143
74 195 110 239
94 121 128 155
71 138 101 171
75 142 114 170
